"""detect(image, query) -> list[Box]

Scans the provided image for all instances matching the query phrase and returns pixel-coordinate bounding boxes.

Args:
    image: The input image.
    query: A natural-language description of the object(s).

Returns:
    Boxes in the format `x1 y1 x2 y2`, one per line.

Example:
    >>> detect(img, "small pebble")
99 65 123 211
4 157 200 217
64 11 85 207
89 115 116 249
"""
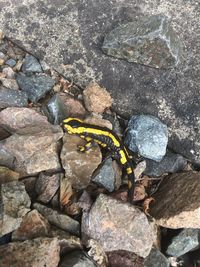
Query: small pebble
0 78 19 90
0 59 4 65
2 67 15 79
22 54 42 73
5 58 16 67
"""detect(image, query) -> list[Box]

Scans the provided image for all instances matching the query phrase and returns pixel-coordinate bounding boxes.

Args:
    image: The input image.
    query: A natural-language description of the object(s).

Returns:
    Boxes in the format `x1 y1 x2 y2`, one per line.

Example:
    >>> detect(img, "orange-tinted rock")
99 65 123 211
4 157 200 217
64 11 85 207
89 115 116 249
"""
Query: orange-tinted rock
0 237 60 267
83 82 112 113
150 172 200 228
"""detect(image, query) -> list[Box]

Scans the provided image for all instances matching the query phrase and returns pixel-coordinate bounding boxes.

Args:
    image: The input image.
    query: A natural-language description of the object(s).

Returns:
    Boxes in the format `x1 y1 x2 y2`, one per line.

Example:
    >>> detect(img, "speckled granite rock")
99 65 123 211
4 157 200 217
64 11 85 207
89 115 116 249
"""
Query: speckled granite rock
0 87 28 108
0 0 200 163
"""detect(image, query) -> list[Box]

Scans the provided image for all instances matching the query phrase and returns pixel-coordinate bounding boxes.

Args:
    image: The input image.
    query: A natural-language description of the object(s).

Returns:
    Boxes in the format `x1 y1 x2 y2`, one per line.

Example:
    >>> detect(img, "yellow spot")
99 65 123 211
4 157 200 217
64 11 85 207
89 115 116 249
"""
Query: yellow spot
126 167 132 174
119 150 127 165
128 180 132 189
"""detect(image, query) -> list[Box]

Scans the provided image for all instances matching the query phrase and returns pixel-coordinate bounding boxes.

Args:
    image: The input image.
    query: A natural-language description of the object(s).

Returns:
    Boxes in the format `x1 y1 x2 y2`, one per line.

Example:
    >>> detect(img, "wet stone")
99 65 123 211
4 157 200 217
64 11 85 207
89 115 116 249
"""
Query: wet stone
144 247 170 267
82 194 154 258
22 54 42 73
150 172 200 228
0 87 28 108
125 115 168 162
0 181 31 237
0 237 60 267
16 74 55 102
33 202 80 236
35 172 60 203
144 151 187 177
102 14 181 69
92 158 121 192
12 209 51 241
5 58 16 67
59 250 96 267
166 228 200 257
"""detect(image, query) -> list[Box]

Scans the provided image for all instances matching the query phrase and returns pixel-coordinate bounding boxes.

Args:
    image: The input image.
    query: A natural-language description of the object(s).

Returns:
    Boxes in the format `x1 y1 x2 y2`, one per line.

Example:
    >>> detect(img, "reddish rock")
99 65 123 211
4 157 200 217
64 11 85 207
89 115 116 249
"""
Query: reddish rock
150 171 200 228
12 209 50 241
0 166 19 184
61 134 102 189
35 172 60 203
0 237 60 267
82 194 154 258
83 82 113 113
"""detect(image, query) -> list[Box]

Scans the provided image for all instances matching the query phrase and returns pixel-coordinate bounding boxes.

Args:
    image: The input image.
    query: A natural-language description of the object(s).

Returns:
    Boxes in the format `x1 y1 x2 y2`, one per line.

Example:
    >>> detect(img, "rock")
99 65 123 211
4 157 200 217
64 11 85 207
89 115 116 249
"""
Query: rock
0 59 4 65
61 134 102 189
83 82 113 113
21 176 37 199
125 115 168 162
35 172 60 203
144 151 187 177
5 58 16 67
82 194 154 258
0 78 19 90
0 127 10 140
0 87 28 108
150 172 200 228
84 115 113 129
0 29 4 41
16 74 55 102
46 93 69 124
0 52 5 59
0 144 15 169
166 228 200 257
59 250 96 267
0 166 19 184
0 233 12 246
102 15 181 69
22 54 42 73
2 66 15 78
12 209 50 241
86 239 108 267
144 247 169 267
0 181 31 237
107 251 143 267
92 158 121 192
33 202 80 235
0 237 60 267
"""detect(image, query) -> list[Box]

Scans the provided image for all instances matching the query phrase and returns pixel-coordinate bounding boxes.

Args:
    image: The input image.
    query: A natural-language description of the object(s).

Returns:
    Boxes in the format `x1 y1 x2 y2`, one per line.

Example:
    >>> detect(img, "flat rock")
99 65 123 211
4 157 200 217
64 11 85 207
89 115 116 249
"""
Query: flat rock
0 0 199 163
0 86 28 108
61 134 102 189
59 250 96 267
0 181 31 237
103 14 181 69
33 202 80 236
150 172 200 228
0 237 60 267
12 209 50 241
82 194 154 258
22 54 42 73
16 74 55 102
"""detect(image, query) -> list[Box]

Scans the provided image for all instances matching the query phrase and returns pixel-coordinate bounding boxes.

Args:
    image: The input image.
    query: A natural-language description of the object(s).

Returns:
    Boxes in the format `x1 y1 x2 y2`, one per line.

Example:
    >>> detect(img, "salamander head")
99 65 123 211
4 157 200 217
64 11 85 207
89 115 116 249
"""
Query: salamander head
62 118 84 134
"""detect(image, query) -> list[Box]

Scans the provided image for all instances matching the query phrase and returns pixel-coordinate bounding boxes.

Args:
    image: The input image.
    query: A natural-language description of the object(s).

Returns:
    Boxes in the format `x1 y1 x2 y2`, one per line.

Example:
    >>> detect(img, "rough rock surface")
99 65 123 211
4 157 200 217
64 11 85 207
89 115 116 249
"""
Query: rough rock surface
107 251 144 267
82 194 154 258
59 250 96 267
61 134 102 189
33 202 80 236
102 14 181 69
0 181 31 237
144 247 170 267
0 86 28 108
150 172 200 228
0 237 60 267
0 166 19 184
0 0 199 163
22 54 42 73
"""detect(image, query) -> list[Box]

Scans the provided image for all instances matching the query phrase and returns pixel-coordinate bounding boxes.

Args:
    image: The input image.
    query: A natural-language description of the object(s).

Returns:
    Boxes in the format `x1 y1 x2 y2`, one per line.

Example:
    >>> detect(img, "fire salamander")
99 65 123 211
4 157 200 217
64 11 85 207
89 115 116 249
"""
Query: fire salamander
62 117 135 204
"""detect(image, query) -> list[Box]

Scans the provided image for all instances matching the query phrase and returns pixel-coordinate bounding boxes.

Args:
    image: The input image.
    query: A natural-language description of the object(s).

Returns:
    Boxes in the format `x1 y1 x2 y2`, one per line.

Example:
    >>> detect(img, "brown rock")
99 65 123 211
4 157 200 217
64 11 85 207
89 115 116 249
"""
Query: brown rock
84 115 113 129
61 134 102 189
0 144 15 169
150 172 200 228
0 58 4 65
82 194 154 258
12 209 50 241
35 172 60 203
83 82 113 113
107 251 144 267
0 166 19 184
0 237 60 267
0 181 31 237
33 202 80 236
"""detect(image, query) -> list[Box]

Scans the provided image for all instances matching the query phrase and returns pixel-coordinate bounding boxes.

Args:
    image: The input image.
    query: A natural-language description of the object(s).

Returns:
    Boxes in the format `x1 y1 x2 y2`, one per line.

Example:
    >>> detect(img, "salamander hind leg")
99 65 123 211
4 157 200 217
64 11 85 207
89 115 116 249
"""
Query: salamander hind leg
77 141 96 153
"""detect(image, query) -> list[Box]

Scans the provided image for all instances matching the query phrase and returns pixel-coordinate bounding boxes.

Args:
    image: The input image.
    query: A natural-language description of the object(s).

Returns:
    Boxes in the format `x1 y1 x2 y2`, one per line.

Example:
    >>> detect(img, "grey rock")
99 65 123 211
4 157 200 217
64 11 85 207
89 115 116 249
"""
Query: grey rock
0 0 200 164
144 151 187 177
166 228 200 257
59 250 96 267
103 14 181 69
0 181 31 237
92 158 118 192
125 115 168 162
5 58 16 67
22 54 42 73
0 143 15 169
144 247 169 267
0 52 5 59
46 94 69 124
82 194 154 258
0 87 28 108
16 74 55 102
33 202 80 236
